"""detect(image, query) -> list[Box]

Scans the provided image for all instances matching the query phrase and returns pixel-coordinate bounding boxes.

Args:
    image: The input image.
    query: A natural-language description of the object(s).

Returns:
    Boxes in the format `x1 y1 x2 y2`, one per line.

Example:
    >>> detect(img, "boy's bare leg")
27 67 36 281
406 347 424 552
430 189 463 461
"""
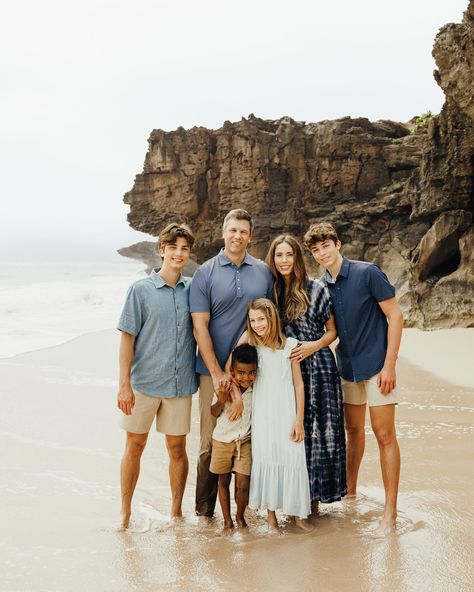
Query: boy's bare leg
344 403 367 495
234 473 249 528
165 435 188 519
369 404 400 534
218 473 234 530
120 432 148 528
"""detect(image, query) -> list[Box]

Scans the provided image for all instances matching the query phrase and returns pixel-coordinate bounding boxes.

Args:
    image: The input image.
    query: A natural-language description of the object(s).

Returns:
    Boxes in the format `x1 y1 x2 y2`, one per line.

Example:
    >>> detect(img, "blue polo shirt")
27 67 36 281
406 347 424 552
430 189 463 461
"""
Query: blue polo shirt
189 249 273 375
117 269 198 397
324 257 395 382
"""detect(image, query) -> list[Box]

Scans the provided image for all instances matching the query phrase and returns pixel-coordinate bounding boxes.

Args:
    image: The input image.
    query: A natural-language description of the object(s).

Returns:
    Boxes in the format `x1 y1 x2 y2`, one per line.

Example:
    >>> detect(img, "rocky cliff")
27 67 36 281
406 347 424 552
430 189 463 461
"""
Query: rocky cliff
122 1 473 329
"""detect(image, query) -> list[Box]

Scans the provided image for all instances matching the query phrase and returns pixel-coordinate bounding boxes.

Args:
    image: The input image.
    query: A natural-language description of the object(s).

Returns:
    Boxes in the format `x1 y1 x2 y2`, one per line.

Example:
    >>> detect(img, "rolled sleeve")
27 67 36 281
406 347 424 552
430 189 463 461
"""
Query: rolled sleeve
189 268 210 313
366 265 395 302
117 285 143 336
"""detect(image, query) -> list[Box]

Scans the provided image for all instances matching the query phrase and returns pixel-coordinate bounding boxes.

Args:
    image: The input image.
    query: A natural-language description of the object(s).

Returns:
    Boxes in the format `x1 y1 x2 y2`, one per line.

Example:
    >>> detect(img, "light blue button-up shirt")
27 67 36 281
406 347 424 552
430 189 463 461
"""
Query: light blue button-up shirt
117 269 198 397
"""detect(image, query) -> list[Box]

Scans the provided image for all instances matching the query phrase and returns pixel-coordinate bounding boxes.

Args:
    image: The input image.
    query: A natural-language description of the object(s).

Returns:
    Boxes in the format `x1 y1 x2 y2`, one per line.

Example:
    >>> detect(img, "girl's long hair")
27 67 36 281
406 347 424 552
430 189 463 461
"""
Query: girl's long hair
247 298 286 350
265 234 309 323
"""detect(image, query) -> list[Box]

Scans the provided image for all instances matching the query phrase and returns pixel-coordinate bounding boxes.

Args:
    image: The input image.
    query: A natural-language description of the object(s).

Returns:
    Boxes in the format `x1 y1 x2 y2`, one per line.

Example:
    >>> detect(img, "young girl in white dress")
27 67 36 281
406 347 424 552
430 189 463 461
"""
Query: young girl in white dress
236 298 312 531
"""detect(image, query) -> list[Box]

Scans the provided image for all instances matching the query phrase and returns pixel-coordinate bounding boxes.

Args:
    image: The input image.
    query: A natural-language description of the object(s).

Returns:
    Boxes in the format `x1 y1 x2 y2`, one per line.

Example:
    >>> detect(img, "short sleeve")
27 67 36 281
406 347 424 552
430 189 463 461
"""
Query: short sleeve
366 265 396 302
117 284 144 336
189 268 210 313
284 337 298 356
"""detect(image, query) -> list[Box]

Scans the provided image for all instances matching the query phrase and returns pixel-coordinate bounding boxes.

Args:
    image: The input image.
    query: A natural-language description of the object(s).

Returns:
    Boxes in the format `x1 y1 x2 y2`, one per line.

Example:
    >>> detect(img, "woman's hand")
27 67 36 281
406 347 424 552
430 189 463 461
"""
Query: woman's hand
290 420 305 442
290 340 319 362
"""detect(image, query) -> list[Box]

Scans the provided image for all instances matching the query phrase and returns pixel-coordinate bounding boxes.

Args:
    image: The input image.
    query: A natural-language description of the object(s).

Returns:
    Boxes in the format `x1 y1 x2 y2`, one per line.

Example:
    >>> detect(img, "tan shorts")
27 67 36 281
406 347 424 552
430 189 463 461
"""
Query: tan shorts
209 439 251 476
119 390 192 435
341 374 399 407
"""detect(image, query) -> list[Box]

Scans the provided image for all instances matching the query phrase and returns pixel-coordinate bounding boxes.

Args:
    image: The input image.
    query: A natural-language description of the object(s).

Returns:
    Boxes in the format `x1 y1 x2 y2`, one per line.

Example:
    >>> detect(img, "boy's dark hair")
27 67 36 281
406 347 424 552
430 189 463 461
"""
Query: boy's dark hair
223 209 254 234
159 223 195 249
303 222 339 248
231 344 258 367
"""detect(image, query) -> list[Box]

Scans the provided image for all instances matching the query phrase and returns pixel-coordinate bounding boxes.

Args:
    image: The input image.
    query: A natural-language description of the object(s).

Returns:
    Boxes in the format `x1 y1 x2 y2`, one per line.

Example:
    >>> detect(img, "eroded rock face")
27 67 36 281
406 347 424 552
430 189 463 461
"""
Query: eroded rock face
122 1 474 329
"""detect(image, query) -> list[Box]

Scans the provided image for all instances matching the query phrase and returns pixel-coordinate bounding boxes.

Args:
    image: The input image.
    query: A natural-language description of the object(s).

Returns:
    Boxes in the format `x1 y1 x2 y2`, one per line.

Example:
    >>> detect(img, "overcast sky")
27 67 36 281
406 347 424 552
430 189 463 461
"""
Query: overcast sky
0 0 468 261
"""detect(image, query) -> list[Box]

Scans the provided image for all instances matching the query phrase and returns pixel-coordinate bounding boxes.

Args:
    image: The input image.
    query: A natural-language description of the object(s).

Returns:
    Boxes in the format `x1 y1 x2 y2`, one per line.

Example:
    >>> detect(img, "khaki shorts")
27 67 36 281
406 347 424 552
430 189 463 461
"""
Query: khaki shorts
341 374 399 407
119 389 192 435
209 439 251 476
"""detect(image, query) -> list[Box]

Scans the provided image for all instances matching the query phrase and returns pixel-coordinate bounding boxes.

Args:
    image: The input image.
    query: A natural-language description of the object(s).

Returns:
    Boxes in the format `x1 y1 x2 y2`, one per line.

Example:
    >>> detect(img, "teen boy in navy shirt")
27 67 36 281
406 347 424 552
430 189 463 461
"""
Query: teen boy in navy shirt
304 222 403 536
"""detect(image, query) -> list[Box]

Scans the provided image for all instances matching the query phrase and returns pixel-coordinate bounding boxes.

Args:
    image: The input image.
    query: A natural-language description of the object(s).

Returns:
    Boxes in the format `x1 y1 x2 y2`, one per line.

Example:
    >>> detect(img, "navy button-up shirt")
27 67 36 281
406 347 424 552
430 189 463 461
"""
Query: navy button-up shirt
324 257 395 382
117 269 198 397
189 249 273 375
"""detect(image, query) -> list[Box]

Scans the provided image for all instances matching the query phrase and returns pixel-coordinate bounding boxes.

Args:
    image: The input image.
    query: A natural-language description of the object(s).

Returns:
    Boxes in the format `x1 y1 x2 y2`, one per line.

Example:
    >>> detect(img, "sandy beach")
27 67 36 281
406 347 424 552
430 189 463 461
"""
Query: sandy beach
1 328 473 592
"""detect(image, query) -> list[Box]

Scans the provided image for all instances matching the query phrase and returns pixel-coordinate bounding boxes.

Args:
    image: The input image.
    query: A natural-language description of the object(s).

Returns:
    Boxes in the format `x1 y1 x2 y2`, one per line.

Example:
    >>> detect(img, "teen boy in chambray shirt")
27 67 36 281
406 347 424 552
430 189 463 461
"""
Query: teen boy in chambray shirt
304 222 403 537
116 223 198 530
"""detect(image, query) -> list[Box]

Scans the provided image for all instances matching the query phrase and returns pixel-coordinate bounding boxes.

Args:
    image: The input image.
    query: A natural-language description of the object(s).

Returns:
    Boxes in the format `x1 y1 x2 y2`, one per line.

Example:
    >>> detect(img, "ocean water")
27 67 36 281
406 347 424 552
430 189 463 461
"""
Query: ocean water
0 260 146 358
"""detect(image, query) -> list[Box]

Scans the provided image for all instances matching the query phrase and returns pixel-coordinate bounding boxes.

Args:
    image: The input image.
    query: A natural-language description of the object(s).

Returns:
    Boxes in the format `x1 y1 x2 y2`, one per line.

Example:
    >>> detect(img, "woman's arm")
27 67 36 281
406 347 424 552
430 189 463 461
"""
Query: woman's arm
289 313 337 362
290 359 305 442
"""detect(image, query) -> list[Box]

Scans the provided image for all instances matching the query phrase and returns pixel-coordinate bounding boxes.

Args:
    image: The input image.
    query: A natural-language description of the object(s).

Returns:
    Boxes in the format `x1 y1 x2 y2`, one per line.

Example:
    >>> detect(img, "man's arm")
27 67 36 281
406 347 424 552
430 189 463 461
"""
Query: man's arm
192 312 229 391
378 297 403 395
117 331 136 415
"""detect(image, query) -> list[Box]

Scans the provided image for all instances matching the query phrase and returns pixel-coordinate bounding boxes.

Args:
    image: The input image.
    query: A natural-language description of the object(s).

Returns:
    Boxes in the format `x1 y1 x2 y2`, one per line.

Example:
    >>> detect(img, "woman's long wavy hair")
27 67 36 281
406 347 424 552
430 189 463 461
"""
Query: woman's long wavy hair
247 298 286 350
265 234 309 323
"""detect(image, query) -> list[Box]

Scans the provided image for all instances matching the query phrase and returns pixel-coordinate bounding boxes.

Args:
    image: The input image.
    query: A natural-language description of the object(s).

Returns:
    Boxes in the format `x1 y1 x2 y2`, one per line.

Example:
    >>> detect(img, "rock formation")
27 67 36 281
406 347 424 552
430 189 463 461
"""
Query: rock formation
121 1 473 329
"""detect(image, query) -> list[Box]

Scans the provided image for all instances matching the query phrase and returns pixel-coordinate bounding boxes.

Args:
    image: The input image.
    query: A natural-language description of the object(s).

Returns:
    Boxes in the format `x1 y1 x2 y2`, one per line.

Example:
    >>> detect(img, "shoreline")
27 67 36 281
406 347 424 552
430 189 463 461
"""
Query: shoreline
3 326 473 389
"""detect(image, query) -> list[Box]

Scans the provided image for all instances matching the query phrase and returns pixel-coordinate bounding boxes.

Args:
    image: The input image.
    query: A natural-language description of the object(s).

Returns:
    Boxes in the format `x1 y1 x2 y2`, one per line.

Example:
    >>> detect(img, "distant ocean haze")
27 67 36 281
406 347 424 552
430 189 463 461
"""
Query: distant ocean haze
0 260 146 358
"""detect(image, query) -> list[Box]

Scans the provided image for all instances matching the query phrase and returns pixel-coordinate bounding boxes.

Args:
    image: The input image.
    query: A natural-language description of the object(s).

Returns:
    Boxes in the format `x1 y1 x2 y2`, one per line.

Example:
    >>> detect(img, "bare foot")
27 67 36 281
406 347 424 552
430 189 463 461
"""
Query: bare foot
222 519 234 534
167 516 185 527
267 510 279 530
236 516 248 528
120 512 131 529
295 517 314 532
373 515 396 537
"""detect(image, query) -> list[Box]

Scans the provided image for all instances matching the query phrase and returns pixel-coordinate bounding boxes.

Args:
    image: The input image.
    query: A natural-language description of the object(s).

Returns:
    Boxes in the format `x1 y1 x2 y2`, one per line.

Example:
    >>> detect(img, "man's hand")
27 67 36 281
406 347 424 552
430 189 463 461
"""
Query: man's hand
117 384 135 415
211 370 231 395
378 364 396 395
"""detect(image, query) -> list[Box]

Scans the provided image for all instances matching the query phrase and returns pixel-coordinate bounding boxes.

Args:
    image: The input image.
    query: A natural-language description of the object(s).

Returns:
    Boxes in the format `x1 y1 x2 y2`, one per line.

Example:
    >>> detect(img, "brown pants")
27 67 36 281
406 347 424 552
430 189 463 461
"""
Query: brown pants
195 375 218 516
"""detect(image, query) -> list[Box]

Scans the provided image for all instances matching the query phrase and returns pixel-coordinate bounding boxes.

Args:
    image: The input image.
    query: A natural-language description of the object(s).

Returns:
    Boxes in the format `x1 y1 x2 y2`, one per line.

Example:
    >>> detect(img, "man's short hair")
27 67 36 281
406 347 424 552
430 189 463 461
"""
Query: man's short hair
222 209 254 234
231 343 258 367
159 223 195 249
303 222 339 248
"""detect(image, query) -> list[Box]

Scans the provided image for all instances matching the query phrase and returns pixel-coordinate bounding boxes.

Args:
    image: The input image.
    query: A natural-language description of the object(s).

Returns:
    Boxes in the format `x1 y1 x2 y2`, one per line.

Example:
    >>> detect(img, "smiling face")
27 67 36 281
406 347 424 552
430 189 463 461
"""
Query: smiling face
231 361 257 391
159 236 190 272
309 238 342 270
273 241 295 278
248 307 269 339
222 217 251 259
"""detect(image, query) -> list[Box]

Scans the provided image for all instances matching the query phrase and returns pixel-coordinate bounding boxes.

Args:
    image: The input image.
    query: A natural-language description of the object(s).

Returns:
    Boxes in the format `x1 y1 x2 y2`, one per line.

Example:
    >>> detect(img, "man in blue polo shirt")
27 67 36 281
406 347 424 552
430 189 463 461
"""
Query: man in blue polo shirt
117 223 198 529
304 222 403 536
190 209 273 520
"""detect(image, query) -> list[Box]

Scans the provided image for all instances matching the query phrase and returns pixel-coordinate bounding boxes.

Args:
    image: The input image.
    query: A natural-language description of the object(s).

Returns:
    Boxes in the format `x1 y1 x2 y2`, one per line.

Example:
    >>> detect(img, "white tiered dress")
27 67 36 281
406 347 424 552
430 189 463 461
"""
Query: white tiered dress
249 337 311 519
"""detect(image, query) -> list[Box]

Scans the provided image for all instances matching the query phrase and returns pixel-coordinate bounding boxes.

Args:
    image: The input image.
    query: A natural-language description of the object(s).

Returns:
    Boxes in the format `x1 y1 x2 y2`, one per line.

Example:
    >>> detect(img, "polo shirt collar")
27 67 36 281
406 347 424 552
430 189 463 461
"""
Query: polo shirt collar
324 257 350 283
217 249 253 267
150 268 186 288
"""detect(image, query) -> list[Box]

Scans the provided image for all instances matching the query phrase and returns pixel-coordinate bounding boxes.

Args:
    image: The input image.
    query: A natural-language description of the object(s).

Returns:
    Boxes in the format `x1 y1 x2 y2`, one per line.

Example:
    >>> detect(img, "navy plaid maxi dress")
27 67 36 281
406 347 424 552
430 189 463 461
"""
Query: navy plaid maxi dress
283 278 347 503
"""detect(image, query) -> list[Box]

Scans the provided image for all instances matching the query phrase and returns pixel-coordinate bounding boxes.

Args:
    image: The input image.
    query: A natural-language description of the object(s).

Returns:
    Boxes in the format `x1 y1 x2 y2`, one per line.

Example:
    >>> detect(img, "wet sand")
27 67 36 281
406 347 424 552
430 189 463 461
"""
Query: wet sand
1 329 473 592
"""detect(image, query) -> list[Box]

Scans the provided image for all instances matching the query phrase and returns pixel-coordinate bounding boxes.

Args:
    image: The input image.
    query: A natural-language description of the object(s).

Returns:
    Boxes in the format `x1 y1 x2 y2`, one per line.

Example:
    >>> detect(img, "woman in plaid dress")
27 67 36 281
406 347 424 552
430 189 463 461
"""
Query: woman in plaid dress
266 235 347 514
